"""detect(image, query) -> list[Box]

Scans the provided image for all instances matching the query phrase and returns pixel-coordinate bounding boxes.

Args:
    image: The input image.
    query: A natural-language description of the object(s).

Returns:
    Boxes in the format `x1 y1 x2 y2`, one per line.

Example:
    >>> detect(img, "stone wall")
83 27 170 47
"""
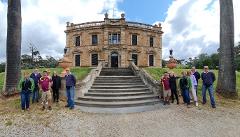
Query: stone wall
129 62 163 96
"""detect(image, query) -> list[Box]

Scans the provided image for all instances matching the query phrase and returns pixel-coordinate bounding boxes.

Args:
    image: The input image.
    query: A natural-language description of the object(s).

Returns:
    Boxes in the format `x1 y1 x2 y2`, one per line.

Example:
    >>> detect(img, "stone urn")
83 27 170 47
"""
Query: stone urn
58 56 72 77
167 57 177 69
166 49 177 69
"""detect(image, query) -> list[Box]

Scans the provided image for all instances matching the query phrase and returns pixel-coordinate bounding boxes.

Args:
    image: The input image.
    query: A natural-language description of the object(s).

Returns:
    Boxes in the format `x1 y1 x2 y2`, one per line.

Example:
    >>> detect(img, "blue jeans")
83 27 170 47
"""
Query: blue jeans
21 90 31 110
32 87 39 103
202 84 216 106
66 86 75 108
182 89 190 105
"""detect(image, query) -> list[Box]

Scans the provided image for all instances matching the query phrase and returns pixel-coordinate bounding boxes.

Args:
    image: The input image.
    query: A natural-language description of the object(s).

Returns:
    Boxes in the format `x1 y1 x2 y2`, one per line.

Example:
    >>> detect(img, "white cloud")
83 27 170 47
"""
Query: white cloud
0 0 123 62
162 0 240 60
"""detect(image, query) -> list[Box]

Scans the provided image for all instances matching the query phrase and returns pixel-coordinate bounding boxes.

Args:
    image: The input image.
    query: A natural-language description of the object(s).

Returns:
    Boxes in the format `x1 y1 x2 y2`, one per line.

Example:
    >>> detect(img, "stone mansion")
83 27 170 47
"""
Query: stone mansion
63 13 163 68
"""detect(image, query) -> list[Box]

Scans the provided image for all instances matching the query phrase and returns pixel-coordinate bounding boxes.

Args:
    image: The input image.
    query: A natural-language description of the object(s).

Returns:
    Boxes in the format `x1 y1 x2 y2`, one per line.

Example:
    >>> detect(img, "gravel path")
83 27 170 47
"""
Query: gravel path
1 100 240 137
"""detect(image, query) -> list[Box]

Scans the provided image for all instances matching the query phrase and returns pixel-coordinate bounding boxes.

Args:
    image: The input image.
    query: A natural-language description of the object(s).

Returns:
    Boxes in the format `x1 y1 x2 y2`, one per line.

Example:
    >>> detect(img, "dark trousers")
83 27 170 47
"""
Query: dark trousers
32 87 39 103
52 88 59 102
21 90 30 110
181 89 190 105
171 88 179 103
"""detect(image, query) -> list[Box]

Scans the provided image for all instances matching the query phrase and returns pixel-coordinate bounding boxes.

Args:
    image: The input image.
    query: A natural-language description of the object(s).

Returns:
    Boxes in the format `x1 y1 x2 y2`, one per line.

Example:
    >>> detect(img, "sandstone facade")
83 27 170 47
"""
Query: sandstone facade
64 13 163 68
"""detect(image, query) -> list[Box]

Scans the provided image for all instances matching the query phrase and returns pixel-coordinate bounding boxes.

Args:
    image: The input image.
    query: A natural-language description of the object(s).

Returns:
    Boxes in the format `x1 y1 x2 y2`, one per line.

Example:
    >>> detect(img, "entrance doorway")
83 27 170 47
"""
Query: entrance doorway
111 52 118 67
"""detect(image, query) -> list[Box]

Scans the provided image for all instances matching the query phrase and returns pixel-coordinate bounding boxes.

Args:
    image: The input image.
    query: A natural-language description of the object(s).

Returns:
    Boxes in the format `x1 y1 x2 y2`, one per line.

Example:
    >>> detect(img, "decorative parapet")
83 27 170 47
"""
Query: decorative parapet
129 61 162 96
65 19 163 34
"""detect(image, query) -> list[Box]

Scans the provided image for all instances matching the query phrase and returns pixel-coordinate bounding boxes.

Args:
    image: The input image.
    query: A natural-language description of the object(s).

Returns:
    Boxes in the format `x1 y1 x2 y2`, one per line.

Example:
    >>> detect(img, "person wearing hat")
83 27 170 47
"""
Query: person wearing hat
65 68 76 109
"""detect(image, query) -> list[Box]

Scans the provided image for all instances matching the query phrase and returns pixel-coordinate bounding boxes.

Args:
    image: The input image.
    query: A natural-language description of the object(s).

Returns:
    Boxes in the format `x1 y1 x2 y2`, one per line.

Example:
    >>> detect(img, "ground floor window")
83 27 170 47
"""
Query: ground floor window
132 54 138 66
75 55 80 66
149 55 154 66
91 54 98 66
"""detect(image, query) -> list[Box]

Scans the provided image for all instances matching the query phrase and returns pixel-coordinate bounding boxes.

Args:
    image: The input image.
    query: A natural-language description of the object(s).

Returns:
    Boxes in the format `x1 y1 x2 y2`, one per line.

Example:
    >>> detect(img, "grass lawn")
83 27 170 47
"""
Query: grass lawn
144 67 240 104
0 67 92 92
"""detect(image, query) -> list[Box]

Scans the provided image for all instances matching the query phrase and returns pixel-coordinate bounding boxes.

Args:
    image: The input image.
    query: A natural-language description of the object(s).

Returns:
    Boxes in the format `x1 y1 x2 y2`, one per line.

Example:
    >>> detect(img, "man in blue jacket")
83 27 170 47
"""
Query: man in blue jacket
65 68 76 110
201 66 216 108
30 69 42 103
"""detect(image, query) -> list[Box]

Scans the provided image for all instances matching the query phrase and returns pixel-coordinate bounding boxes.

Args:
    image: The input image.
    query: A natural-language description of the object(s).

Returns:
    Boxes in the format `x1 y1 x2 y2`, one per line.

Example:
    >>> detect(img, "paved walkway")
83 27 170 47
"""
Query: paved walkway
1 101 240 137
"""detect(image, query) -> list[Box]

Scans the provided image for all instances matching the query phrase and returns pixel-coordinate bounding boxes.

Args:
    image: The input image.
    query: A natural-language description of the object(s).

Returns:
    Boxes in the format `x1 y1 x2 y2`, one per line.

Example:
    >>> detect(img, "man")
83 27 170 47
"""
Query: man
39 70 53 110
65 68 76 109
19 72 35 111
52 71 62 102
201 66 216 108
161 72 171 105
191 67 200 95
30 69 41 103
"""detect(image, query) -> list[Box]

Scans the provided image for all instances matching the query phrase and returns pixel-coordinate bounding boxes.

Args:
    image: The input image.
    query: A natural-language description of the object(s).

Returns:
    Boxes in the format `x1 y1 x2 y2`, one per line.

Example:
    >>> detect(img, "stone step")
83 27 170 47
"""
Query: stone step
75 99 160 108
99 73 134 76
92 83 145 86
84 92 153 97
90 85 147 89
94 80 143 83
88 88 150 93
95 77 142 80
96 76 140 78
77 95 159 102
76 103 162 113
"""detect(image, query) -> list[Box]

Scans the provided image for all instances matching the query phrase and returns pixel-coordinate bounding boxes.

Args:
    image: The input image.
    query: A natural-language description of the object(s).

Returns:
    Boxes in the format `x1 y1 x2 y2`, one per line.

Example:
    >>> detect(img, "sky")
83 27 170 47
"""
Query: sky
0 0 240 63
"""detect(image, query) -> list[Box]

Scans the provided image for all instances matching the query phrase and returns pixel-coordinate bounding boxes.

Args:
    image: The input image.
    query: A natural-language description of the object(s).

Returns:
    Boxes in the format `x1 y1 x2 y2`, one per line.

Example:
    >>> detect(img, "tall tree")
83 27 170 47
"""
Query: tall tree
217 0 237 97
3 0 22 95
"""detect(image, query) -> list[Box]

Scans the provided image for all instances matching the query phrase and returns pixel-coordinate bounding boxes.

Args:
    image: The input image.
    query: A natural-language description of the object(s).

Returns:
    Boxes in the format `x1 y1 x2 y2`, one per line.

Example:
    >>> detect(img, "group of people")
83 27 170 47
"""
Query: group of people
19 68 76 111
161 66 216 108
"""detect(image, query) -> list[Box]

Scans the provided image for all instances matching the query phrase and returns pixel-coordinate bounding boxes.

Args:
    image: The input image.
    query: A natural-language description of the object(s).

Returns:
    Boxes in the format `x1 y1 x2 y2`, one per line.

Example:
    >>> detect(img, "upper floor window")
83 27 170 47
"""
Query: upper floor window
109 33 121 44
75 36 80 46
150 37 154 47
92 35 98 45
132 34 137 45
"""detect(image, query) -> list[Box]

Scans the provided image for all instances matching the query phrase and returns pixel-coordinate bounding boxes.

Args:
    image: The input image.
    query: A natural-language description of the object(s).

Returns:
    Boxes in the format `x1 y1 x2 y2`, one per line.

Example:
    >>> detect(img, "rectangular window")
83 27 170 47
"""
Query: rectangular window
149 55 154 66
92 35 98 45
150 37 154 47
75 55 80 66
132 54 138 66
75 36 80 46
132 34 137 45
108 33 121 44
91 54 98 66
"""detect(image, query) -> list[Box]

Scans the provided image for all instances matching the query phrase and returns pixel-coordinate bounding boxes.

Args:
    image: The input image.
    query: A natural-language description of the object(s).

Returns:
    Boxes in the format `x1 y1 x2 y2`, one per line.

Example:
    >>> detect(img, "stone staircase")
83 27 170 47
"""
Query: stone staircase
75 68 161 113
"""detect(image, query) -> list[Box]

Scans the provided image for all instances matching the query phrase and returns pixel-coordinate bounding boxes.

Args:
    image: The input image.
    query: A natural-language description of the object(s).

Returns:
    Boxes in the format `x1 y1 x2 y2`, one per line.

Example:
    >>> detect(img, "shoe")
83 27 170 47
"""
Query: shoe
195 102 199 107
26 108 30 111
212 105 216 108
65 105 70 108
69 107 74 110
163 101 166 105
202 102 206 105
177 102 179 105
48 106 52 110
41 106 45 111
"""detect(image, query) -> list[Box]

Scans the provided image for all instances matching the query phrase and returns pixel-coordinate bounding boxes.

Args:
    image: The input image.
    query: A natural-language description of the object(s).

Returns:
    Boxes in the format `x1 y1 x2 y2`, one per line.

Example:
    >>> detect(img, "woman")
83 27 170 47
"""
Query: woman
187 71 198 106
19 72 34 111
169 72 179 104
179 71 190 107
52 71 62 102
